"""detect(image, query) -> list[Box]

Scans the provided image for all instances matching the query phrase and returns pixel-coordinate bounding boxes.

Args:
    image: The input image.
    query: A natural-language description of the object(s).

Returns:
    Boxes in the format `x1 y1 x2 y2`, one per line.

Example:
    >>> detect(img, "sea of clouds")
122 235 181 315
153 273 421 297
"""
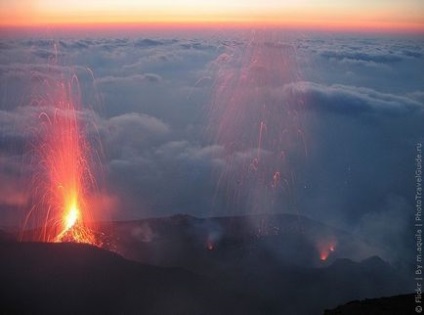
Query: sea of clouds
0 30 423 262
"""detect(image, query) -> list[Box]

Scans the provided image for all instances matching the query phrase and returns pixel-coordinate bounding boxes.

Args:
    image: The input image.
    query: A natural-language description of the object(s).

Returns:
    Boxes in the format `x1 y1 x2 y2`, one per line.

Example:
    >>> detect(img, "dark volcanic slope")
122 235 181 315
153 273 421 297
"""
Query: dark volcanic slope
0 242 260 315
7 214 413 315
101 214 411 314
323 294 416 315
109 213 379 269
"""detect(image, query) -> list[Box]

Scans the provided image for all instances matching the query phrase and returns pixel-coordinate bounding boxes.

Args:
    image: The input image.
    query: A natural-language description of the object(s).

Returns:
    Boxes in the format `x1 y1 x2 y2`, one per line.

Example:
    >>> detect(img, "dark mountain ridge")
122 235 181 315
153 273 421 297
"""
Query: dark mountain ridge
3 213 412 314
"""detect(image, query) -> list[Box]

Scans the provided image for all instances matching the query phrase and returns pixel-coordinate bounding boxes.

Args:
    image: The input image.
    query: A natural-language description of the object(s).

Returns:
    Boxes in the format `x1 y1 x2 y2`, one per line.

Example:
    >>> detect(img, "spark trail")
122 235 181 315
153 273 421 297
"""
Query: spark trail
22 73 99 245
208 30 308 221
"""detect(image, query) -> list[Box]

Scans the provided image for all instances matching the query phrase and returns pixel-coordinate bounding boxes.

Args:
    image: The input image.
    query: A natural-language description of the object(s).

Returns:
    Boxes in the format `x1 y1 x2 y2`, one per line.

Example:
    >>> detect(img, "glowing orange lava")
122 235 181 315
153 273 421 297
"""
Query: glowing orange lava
47 81 96 245
320 253 328 261
319 241 337 262
65 204 79 230
22 74 98 245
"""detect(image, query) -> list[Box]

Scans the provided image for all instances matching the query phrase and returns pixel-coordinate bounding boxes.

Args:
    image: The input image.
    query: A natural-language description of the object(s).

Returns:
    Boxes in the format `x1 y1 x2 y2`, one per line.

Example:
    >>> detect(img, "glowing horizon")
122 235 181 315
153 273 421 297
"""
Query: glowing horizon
1 0 424 33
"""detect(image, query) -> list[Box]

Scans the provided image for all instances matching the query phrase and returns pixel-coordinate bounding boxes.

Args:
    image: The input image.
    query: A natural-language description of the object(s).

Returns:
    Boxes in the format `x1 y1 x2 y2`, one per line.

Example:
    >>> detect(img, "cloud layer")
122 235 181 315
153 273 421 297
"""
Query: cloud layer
0 31 423 263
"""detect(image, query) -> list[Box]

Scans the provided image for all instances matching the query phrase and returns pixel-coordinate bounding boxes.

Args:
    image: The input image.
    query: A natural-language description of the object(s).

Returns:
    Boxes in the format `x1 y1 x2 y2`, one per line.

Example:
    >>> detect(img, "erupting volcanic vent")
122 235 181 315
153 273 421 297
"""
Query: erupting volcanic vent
318 239 337 262
21 72 99 245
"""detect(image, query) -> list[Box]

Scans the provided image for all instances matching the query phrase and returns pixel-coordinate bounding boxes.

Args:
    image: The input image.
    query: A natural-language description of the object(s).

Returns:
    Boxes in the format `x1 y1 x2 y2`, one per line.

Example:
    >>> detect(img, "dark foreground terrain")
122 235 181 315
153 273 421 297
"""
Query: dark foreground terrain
324 294 416 315
2 214 414 314
0 241 261 315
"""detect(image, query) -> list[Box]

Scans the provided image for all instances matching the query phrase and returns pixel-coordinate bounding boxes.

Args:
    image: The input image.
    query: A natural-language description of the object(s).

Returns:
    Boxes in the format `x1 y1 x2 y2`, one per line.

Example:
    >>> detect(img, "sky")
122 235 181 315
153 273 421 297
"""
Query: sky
1 0 424 32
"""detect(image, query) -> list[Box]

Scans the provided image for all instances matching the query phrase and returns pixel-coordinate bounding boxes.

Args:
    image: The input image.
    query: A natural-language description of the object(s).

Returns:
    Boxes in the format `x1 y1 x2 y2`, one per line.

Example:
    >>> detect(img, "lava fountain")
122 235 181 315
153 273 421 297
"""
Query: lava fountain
22 73 99 245
207 30 308 221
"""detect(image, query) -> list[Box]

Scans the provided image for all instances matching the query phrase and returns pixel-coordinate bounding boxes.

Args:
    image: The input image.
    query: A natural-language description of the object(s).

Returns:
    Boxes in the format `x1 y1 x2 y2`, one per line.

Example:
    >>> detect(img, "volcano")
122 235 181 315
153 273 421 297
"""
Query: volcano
3 213 413 314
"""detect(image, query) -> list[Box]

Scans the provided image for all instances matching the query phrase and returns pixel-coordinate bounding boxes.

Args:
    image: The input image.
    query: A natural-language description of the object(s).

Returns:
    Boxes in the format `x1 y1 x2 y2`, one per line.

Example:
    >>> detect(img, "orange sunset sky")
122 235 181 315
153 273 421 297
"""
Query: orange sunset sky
1 0 423 32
